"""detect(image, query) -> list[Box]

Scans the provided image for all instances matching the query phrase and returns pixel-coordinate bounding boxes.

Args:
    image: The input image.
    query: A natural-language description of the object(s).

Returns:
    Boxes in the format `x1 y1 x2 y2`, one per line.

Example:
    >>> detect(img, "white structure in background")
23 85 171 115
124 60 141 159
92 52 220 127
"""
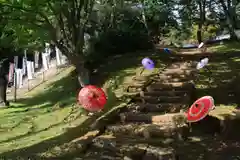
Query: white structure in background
55 47 63 66
42 52 49 71
45 43 52 67
34 51 40 68
61 54 68 64
55 47 69 65
24 49 35 80
16 69 23 88
26 60 34 80
22 51 27 75
41 42 51 71
8 63 14 83
31 61 34 74
13 56 23 88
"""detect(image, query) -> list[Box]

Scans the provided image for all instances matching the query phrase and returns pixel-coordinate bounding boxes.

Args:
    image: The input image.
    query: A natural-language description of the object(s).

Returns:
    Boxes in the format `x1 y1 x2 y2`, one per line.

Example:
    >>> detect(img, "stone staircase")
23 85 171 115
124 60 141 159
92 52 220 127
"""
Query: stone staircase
76 61 196 160
3 50 240 160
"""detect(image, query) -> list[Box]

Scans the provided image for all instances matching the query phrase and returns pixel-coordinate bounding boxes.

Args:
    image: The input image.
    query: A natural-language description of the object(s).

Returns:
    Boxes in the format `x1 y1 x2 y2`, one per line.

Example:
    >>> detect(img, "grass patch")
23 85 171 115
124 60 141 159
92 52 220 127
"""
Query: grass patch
208 41 240 53
0 67 86 153
0 50 168 156
194 44 240 119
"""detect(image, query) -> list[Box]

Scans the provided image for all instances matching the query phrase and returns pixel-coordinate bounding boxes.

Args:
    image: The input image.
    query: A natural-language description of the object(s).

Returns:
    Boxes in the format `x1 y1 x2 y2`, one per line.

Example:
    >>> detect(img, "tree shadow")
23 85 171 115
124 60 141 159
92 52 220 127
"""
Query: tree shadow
90 50 181 86
193 52 240 107
23 129 240 160
0 52 154 158
0 107 80 144
164 51 240 107
0 50 239 159
8 71 79 111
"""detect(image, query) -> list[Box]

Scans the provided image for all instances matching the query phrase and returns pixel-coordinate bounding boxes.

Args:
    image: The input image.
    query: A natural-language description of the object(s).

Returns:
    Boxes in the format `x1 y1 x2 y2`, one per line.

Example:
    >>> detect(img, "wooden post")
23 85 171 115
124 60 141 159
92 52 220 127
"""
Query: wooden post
13 70 17 102
42 71 45 82
13 56 18 102
28 79 30 91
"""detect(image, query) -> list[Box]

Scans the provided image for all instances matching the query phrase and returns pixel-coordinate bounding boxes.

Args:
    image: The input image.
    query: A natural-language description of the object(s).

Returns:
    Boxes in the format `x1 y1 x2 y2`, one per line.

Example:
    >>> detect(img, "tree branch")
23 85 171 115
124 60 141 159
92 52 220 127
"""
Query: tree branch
76 0 95 54
1 2 56 32
2 17 44 28
47 2 69 41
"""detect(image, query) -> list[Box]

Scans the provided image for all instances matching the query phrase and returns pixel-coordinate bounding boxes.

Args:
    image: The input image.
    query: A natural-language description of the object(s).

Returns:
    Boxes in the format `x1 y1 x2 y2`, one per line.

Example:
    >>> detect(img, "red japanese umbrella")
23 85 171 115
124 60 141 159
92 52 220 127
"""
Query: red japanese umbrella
78 85 107 112
186 96 215 123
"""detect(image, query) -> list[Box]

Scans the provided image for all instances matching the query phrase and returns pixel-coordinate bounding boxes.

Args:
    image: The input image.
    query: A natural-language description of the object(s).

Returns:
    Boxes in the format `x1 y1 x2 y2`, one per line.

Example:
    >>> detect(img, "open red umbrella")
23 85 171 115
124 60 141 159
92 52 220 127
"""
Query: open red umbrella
185 96 215 123
78 85 107 112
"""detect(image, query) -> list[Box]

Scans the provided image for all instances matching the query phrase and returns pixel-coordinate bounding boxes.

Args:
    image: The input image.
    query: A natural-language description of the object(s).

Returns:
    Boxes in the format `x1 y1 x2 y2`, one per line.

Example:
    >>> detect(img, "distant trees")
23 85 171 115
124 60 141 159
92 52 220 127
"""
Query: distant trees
0 0 239 87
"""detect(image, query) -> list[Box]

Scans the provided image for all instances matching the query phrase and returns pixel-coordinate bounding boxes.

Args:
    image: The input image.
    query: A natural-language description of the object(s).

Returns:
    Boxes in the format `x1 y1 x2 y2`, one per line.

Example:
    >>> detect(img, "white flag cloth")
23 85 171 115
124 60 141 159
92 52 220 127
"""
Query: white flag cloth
26 61 33 80
42 53 49 71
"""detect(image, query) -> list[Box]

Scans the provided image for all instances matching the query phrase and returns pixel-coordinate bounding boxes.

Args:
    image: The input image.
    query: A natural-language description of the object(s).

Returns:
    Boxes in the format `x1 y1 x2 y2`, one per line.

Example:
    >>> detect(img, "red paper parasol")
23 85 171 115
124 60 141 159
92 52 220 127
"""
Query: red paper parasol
78 85 107 112
186 96 215 123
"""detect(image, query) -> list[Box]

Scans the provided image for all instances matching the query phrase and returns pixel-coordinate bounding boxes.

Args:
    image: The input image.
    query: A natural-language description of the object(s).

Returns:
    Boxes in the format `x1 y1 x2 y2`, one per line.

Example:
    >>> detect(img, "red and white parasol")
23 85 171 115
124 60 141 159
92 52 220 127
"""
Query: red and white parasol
186 96 215 123
78 85 107 112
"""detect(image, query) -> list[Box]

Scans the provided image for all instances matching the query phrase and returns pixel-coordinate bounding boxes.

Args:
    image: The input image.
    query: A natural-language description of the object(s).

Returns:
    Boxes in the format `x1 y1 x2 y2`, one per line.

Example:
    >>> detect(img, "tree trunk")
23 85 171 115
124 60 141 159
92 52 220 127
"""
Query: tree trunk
68 53 90 87
197 0 206 43
76 66 89 87
55 41 90 87
197 27 202 43
0 78 7 106
219 0 238 40
0 60 9 107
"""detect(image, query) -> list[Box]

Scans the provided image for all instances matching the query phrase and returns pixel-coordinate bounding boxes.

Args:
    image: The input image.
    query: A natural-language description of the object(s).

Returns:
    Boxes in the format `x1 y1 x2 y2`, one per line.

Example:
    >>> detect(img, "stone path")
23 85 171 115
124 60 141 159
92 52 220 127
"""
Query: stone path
81 62 195 159
42 53 198 160
51 52 240 160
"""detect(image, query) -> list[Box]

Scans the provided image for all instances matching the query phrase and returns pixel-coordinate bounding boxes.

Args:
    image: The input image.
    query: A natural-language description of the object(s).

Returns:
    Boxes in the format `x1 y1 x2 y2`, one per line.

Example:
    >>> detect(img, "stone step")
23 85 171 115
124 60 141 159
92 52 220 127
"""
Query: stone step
163 68 192 75
142 146 176 160
124 83 145 92
86 134 177 159
168 63 192 70
124 80 153 92
152 74 190 82
156 75 191 83
126 87 142 93
124 82 145 88
159 73 192 79
106 123 187 140
117 137 177 160
151 82 188 88
132 76 149 82
124 92 140 97
160 78 190 83
146 83 194 92
142 90 189 97
134 96 188 104
136 103 187 113
120 112 186 125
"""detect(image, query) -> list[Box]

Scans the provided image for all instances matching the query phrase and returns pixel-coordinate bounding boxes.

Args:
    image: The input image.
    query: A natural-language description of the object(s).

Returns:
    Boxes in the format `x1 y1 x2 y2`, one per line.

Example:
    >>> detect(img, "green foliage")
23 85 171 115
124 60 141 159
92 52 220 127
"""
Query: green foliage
84 5 152 65
189 24 220 42
0 0 239 61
